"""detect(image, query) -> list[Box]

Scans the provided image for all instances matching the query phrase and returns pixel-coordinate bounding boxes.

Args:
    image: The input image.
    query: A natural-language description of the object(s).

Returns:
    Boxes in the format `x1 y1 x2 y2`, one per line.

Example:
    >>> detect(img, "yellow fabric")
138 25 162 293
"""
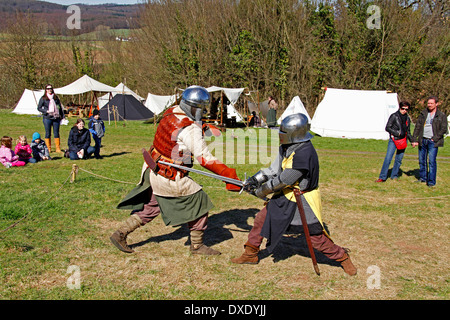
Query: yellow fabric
280 150 331 238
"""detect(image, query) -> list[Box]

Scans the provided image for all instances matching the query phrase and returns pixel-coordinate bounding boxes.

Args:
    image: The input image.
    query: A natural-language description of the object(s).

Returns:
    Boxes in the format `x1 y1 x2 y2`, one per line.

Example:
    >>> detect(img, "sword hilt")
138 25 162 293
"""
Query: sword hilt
239 172 247 195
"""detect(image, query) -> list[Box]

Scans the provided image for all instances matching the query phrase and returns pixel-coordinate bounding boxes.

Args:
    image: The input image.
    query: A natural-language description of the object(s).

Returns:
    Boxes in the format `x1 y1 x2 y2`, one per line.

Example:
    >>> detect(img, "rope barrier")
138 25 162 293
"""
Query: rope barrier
0 164 134 233
76 166 135 185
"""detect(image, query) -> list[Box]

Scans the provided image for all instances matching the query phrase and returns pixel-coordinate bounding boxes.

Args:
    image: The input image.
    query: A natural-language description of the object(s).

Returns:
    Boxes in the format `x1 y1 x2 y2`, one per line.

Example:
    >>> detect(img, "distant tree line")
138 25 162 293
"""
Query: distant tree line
0 0 448 119
128 0 449 117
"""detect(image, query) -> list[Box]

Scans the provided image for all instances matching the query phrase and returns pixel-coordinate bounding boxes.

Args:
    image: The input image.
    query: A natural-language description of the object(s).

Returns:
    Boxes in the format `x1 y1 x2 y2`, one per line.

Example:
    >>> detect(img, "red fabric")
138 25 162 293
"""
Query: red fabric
198 157 241 191
202 124 222 137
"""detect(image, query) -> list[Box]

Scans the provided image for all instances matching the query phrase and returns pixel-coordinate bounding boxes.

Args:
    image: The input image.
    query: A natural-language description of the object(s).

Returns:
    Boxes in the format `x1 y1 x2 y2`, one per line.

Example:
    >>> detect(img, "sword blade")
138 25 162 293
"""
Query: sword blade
158 160 244 187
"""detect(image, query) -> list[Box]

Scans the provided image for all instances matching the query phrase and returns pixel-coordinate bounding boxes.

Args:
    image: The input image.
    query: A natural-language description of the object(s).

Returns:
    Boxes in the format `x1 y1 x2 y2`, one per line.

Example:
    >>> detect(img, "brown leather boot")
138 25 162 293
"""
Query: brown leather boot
337 252 357 276
231 242 260 264
54 138 62 153
190 230 221 255
45 138 51 152
110 214 143 253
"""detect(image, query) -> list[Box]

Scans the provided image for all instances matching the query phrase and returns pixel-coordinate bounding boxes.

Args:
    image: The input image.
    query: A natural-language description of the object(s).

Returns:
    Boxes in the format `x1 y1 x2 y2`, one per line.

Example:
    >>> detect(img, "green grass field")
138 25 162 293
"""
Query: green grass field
0 109 448 300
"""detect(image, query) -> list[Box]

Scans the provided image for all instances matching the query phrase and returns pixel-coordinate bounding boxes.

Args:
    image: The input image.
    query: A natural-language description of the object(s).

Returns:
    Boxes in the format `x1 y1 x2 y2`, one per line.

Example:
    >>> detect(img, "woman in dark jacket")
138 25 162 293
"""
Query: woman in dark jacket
67 118 95 160
376 101 412 182
37 85 65 153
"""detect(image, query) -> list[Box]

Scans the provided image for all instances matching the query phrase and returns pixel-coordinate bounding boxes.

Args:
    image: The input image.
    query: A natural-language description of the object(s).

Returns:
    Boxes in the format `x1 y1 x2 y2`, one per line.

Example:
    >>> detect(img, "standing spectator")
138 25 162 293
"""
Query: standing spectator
15 135 36 164
67 118 95 160
411 96 448 187
376 101 412 182
30 132 51 162
266 96 278 128
88 109 105 159
37 84 65 154
0 136 26 168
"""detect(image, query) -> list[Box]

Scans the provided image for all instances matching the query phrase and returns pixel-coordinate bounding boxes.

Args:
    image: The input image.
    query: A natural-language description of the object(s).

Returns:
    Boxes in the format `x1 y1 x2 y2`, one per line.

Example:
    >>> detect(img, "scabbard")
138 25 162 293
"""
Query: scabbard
293 188 320 276
142 148 157 171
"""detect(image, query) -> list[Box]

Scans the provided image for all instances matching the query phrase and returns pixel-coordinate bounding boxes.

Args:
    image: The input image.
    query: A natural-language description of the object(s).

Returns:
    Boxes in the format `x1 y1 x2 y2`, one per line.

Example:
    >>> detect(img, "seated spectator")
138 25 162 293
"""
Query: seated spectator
1 136 26 168
67 118 95 160
15 135 36 164
30 132 51 161
249 111 261 127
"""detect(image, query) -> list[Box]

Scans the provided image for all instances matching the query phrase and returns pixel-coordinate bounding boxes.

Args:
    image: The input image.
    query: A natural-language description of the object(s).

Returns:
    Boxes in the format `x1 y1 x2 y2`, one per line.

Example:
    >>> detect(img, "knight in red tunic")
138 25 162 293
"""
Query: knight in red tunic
110 86 240 255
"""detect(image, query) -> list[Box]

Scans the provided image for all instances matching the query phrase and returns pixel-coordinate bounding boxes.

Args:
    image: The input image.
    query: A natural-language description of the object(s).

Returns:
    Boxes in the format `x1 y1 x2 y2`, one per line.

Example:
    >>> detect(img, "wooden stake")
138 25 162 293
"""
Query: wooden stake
70 164 78 183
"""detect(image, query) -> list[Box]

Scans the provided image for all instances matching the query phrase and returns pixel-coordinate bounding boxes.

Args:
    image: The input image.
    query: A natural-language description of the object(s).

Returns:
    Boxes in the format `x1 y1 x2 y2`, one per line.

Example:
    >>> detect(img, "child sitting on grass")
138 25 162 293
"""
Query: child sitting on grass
0 136 26 168
30 132 51 162
15 135 36 164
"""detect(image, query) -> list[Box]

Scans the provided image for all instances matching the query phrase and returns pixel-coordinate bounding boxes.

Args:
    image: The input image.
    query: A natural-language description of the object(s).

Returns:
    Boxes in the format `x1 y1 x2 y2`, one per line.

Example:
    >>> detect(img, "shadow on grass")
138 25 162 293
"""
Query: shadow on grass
131 208 258 250
99 151 132 158
132 208 345 270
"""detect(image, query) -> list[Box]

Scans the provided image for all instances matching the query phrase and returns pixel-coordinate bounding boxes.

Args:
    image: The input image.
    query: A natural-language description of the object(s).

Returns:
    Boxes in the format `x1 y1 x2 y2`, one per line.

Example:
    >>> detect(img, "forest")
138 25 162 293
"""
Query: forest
0 0 448 119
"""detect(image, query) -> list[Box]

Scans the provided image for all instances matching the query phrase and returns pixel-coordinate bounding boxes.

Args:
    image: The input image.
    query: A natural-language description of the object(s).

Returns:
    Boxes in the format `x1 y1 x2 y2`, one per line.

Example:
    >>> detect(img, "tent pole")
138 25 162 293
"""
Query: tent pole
257 90 260 122
220 91 223 127
245 99 249 128
113 105 117 128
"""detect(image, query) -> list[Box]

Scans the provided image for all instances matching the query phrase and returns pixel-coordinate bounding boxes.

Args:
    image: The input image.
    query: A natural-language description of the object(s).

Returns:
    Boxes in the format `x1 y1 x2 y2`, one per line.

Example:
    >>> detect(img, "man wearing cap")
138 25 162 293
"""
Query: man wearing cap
231 113 356 276
111 85 240 255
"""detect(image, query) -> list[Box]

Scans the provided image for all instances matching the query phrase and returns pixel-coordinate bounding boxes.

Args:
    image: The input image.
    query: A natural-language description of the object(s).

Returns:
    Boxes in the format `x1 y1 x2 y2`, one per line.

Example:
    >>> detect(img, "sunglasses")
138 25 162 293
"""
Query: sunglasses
46 87 53 90
400 107 409 111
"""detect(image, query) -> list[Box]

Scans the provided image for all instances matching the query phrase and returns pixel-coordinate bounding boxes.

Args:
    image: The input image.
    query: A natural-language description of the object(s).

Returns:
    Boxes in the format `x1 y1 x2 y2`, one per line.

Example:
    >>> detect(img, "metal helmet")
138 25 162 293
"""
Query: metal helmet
279 113 313 144
181 85 210 109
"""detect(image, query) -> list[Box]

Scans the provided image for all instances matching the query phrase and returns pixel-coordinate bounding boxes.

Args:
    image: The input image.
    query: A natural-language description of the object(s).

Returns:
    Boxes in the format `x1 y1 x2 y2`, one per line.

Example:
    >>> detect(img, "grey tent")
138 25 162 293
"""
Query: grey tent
100 94 154 121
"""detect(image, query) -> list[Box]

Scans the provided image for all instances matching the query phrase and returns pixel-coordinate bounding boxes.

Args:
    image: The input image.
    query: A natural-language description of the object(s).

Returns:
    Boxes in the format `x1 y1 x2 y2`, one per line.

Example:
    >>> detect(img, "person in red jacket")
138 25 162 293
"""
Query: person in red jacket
111 86 240 255
15 135 37 164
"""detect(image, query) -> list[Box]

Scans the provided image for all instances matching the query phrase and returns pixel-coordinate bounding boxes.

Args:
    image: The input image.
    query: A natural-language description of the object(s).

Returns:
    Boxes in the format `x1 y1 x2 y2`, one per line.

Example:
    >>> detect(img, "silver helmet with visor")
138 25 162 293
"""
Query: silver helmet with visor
180 85 210 121
278 113 313 145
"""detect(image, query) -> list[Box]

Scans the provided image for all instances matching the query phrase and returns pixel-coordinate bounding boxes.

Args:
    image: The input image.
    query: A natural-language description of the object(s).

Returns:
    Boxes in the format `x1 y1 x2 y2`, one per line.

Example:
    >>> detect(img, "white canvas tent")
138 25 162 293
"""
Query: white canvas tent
143 86 246 121
12 89 44 115
277 96 311 125
98 83 145 108
144 93 177 116
310 88 399 140
53 74 117 95
206 86 245 122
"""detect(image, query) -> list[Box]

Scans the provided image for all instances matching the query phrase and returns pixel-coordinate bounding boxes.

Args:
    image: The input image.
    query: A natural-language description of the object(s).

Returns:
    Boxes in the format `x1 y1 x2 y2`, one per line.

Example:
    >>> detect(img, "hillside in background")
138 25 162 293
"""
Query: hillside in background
0 0 141 34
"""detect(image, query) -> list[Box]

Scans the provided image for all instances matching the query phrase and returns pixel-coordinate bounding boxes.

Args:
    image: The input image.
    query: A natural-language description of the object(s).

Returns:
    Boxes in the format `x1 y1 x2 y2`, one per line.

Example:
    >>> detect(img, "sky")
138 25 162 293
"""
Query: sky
42 0 145 5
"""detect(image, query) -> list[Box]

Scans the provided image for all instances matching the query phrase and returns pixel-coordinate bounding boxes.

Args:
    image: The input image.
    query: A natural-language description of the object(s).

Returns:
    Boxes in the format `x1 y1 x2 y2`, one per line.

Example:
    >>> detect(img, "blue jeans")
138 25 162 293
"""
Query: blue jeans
418 138 438 186
69 146 96 160
379 138 405 180
92 135 102 157
43 118 61 139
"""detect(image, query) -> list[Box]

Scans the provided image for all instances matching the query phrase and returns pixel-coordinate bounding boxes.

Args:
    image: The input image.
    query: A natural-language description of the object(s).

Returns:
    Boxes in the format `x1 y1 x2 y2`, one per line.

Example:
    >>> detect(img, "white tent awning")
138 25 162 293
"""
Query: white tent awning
54 75 118 95
206 86 245 122
98 83 145 108
144 93 177 116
